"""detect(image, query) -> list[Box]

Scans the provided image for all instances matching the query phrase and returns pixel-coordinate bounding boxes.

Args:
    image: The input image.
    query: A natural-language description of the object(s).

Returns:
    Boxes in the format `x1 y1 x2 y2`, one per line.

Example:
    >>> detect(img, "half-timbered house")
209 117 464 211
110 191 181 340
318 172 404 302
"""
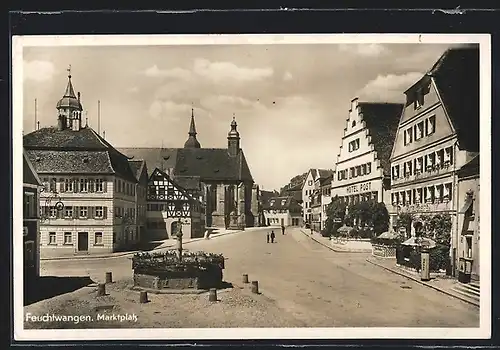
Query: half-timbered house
119 109 260 231
146 168 205 239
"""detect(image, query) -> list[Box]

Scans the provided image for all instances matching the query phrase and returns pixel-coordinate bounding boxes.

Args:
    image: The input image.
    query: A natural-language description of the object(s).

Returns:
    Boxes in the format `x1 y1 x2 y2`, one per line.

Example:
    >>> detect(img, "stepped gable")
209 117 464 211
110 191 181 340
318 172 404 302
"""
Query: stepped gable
357 102 404 176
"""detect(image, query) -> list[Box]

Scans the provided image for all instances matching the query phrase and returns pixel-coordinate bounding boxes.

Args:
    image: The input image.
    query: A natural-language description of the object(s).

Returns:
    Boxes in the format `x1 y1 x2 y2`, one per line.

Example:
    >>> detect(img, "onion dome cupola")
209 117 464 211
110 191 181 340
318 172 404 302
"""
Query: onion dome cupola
184 108 202 149
227 114 240 157
56 65 84 131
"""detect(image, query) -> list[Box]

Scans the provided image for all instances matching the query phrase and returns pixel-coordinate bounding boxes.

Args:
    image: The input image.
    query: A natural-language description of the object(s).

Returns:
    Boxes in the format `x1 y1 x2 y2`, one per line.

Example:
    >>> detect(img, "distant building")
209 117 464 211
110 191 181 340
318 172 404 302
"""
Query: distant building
119 110 259 232
259 189 280 225
23 70 146 257
281 182 303 204
456 155 480 281
320 174 334 231
302 169 333 226
331 98 403 208
388 45 479 274
23 150 42 277
263 196 303 227
146 168 205 240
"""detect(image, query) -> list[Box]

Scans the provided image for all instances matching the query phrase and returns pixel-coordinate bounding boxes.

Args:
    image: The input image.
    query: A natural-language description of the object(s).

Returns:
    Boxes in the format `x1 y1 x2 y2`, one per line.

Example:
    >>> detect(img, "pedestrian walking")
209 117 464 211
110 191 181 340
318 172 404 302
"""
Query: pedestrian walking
281 225 285 235
270 230 275 243
266 232 270 243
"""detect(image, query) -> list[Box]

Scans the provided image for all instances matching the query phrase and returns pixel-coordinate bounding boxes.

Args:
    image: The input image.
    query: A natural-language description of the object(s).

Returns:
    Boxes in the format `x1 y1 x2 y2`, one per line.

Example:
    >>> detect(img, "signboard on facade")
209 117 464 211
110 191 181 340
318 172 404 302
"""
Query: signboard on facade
346 181 372 194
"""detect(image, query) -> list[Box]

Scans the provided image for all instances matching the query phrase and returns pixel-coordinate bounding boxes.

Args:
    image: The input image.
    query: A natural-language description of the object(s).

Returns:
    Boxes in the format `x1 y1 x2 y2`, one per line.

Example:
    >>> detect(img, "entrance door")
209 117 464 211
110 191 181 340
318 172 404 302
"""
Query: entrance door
77 232 88 252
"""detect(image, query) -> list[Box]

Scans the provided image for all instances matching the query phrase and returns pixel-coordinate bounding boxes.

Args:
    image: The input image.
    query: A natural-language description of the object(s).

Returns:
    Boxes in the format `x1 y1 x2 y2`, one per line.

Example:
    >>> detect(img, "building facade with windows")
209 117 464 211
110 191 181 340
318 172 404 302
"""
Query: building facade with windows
388 45 479 273
23 70 146 257
320 174 333 231
263 196 303 227
119 111 259 231
331 98 403 208
146 168 205 240
456 155 480 281
23 150 42 278
302 168 333 227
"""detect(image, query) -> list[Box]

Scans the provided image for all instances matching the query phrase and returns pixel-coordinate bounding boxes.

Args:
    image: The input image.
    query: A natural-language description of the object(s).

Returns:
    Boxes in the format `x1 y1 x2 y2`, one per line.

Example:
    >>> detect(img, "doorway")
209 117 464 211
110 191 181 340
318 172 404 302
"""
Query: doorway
77 232 88 252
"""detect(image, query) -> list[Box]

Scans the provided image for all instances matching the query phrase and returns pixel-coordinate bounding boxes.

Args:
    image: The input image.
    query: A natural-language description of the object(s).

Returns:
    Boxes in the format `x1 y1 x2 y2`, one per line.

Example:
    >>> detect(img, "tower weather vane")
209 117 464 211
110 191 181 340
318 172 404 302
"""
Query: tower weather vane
67 64 71 76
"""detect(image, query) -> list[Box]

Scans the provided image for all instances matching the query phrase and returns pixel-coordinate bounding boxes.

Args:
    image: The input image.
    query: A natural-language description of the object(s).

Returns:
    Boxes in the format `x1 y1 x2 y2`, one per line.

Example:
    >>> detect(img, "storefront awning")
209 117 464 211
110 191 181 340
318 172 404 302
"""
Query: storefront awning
458 196 474 214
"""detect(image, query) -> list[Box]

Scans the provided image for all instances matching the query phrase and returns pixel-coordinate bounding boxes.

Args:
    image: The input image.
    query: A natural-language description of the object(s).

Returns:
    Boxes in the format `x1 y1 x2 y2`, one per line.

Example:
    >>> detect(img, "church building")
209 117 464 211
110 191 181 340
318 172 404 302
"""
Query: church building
119 109 260 234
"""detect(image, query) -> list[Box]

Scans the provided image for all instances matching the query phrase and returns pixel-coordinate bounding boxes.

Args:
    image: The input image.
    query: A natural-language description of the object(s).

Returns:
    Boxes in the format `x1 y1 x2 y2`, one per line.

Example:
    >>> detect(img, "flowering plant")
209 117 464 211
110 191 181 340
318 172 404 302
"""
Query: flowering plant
132 250 225 271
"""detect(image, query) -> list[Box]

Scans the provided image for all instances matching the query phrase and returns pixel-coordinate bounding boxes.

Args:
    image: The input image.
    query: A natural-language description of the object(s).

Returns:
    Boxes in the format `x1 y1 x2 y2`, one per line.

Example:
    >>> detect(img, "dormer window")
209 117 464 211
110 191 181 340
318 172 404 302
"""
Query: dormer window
270 200 275 207
281 199 286 206
352 121 356 128
413 88 425 110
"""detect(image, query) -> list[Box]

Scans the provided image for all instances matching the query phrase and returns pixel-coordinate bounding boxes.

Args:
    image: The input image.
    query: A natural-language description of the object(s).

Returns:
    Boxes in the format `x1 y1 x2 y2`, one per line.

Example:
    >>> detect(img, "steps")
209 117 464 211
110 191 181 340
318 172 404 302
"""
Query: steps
452 281 480 306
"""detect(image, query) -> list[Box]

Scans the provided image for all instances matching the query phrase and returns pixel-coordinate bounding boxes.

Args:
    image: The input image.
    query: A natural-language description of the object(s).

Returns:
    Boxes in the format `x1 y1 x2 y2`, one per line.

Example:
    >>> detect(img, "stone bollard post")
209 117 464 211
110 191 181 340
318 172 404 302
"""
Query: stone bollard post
242 274 249 284
105 272 113 284
97 283 106 296
209 288 217 302
139 291 148 303
251 281 259 294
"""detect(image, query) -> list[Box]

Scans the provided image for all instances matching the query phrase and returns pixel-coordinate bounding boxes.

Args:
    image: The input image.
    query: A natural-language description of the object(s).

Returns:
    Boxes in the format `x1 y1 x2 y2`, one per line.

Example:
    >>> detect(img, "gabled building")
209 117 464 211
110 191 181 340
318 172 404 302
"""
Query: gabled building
119 110 259 231
456 154 480 281
302 168 333 226
331 98 403 207
23 70 146 257
263 196 303 227
320 174 334 231
146 168 205 240
388 45 479 274
128 159 149 242
23 149 42 277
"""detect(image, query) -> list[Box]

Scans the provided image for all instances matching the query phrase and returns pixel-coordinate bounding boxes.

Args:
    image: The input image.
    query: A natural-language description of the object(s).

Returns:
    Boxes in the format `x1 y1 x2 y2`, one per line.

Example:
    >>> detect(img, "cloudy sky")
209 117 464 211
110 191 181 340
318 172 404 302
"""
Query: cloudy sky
22 42 454 191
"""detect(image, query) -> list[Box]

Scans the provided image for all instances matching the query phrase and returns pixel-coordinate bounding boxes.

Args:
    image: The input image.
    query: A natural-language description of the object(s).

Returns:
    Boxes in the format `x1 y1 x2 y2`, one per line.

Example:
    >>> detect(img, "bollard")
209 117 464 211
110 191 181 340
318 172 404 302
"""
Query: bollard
97 283 106 296
105 272 113 284
242 274 249 284
209 288 217 302
139 291 148 303
251 281 259 294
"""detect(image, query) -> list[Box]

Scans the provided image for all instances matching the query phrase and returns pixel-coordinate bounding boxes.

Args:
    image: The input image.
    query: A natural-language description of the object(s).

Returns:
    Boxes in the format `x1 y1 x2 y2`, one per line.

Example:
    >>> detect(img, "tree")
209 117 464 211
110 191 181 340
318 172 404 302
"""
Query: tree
396 212 414 236
371 202 390 235
425 213 452 246
324 195 347 235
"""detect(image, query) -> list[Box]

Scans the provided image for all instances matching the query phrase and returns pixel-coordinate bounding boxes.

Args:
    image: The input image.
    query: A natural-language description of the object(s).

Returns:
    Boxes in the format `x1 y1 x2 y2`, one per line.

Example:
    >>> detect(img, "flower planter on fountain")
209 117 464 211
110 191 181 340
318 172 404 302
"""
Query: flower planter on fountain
132 225 225 291
132 250 225 291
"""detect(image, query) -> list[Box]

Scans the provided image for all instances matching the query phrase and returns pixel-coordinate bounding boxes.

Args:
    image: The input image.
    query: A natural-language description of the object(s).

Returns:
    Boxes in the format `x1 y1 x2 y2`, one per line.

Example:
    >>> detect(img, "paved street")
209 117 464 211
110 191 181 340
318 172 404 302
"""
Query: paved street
39 226 479 327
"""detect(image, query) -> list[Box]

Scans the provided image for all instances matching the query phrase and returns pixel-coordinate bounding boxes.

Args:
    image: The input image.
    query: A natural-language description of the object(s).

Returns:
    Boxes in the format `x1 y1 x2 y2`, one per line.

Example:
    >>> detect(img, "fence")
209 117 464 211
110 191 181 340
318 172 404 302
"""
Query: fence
372 244 397 258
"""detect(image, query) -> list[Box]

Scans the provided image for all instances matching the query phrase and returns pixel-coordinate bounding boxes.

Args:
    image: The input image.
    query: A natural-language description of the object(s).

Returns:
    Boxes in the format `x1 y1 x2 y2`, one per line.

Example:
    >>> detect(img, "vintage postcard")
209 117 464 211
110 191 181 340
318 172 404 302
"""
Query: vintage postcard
13 34 491 341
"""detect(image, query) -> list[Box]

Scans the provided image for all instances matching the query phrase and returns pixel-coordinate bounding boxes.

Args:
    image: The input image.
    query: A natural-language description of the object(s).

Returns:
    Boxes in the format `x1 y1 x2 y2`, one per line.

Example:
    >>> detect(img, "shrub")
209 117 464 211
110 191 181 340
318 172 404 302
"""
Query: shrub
357 227 374 239
320 229 330 237
429 244 451 271
371 236 401 246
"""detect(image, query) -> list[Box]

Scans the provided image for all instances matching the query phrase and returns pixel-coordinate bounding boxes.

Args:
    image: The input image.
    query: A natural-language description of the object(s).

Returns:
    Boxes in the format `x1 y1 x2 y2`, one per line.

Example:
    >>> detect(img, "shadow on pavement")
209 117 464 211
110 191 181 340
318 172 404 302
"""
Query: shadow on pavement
219 281 234 290
24 276 95 306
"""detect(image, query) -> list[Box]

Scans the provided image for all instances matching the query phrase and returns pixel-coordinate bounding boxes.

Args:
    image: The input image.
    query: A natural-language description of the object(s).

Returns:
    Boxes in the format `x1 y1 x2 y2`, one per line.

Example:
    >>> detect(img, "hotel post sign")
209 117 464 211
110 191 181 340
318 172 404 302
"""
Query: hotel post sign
346 181 372 195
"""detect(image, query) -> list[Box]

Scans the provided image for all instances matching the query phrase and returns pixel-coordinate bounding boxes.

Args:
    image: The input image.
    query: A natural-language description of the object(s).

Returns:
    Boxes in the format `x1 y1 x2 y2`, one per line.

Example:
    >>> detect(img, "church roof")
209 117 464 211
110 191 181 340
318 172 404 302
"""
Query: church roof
24 127 137 182
358 102 404 176
128 159 148 181
118 147 254 183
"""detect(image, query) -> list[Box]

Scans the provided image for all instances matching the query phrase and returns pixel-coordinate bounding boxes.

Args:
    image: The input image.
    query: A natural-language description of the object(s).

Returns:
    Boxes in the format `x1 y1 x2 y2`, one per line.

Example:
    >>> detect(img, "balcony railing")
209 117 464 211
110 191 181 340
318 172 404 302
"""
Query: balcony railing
392 162 452 185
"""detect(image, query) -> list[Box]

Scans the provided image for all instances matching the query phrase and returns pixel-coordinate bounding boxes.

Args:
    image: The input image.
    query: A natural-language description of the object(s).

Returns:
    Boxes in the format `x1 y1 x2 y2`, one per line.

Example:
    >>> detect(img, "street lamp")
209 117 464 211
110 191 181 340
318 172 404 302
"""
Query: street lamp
39 187 65 222
176 217 183 262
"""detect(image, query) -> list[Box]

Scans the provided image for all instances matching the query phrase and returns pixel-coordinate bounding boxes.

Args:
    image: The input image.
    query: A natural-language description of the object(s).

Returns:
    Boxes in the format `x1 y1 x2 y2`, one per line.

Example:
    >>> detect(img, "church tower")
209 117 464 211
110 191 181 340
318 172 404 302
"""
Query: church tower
227 115 240 157
184 108 201 148
56 65 83 131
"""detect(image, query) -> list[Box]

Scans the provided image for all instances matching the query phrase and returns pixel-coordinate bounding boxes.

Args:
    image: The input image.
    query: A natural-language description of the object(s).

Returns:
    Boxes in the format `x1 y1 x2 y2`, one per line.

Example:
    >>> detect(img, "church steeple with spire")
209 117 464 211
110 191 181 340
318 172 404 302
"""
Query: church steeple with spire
227 114 240 157
56 65 83 131
184 107 201 148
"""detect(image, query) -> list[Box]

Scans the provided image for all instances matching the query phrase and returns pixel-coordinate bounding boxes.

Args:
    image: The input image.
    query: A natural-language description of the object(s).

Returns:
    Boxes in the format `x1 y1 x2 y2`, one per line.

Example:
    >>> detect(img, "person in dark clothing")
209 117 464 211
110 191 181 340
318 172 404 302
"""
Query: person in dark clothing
266 233 270 243
281 225 285 235
270 230 276 243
